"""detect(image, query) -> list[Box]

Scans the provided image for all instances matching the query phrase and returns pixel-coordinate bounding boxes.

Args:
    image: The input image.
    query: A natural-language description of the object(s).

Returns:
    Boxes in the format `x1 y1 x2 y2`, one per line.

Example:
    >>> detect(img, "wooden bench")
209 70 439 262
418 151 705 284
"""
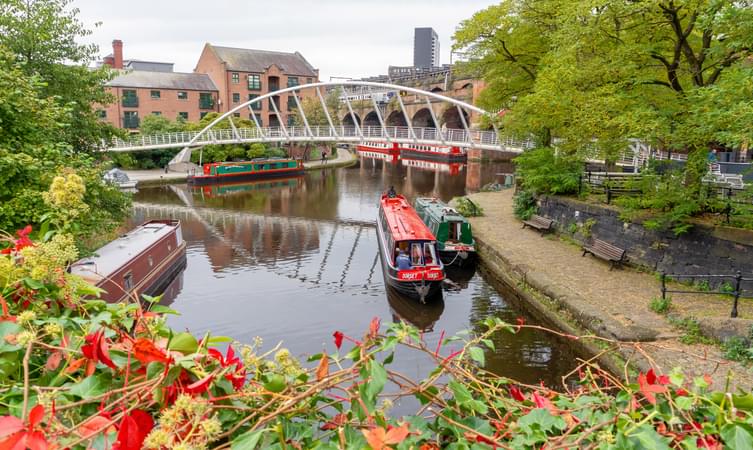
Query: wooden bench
582 239 626 270
521 214 554 235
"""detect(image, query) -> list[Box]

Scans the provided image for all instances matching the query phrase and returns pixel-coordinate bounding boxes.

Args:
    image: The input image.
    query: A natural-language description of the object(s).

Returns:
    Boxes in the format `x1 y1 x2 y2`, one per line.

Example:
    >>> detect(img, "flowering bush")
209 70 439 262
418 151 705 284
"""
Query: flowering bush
0 229 752 449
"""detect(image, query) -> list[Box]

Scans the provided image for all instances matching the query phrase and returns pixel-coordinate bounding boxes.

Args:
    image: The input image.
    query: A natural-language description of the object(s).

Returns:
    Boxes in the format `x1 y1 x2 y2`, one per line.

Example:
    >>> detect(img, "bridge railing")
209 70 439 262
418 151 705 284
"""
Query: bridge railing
106 125 536 152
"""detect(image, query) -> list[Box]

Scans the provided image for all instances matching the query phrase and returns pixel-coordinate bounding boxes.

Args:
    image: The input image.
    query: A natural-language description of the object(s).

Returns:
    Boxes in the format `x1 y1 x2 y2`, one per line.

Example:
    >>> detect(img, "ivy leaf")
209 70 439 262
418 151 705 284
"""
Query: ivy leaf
721 423 753 450
0 322 22 353
69 373 113 399
365 360 387 401
231 428 267 450
468 346 485 367
167 332 198 355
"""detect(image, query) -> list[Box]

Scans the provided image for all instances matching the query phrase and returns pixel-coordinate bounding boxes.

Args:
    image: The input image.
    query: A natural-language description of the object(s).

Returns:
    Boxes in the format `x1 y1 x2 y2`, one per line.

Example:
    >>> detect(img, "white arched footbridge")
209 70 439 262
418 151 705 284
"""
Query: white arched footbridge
102 81 534 170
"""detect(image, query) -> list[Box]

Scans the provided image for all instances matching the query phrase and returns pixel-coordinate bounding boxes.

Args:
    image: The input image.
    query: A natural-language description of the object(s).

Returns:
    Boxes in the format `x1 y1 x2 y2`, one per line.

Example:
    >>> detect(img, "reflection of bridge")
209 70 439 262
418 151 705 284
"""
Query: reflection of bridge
102 81 533 169
132 201 381 291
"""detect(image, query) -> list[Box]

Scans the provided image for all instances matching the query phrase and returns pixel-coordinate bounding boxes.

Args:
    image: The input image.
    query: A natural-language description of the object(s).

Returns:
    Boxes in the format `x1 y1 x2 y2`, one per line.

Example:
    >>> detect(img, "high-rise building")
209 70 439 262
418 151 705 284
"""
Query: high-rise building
413 27 440 68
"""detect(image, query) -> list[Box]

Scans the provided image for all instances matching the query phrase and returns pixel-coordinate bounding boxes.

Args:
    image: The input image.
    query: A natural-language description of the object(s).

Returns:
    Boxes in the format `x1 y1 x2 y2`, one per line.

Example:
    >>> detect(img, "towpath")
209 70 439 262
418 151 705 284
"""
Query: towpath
468 190 753 389
123 148 356 187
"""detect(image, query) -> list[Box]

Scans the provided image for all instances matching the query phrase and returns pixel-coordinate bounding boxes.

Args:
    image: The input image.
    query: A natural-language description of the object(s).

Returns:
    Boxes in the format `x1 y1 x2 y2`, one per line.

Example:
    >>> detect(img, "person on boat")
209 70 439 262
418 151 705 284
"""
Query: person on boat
396 250 411 270
387 186 397 198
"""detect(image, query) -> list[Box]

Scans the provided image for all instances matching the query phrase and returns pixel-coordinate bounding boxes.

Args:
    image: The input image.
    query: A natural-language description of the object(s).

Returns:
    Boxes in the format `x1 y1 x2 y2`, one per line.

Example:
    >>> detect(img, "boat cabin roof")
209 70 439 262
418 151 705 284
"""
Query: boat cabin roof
70 220 179 283
415 197 467 223
380 195 437 242
207 158 294 166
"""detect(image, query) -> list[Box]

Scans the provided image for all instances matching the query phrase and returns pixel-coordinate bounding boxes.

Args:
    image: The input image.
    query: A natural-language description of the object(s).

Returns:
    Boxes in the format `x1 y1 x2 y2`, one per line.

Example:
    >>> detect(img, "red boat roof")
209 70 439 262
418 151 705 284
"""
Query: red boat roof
380 194 437 242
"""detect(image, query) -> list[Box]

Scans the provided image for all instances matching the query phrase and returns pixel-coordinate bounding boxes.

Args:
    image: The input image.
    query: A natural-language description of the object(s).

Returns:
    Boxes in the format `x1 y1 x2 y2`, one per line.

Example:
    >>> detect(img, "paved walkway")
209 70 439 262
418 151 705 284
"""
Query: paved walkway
469 190 753 389
123 149 356 187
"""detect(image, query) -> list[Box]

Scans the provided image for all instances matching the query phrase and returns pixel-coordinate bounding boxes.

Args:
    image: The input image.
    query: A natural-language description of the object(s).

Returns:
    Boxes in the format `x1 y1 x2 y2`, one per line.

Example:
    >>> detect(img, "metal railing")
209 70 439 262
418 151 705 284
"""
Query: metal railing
104 125 535 153
660 272 751 318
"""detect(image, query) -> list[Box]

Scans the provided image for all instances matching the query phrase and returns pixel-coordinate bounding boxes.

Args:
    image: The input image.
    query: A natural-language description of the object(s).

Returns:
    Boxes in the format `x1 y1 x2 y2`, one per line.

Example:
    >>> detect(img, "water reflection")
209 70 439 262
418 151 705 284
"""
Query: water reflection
131 157 581 386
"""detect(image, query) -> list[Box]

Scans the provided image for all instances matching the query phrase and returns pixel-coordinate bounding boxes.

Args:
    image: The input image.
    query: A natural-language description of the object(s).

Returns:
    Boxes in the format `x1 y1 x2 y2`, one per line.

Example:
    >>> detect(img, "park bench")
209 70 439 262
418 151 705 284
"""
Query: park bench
521 214 554 235
582 238 626 270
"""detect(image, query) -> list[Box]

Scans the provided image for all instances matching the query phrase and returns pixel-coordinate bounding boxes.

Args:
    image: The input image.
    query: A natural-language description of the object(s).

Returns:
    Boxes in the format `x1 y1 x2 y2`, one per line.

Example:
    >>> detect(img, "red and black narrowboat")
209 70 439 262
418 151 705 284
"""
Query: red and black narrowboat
357 142 400 164
70 220 187 303
188 158 304 185
376 194 445 302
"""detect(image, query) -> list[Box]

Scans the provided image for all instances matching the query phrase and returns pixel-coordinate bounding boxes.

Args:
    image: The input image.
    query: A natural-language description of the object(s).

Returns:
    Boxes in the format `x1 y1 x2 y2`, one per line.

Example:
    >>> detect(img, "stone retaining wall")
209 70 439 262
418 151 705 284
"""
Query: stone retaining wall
538 196 753 291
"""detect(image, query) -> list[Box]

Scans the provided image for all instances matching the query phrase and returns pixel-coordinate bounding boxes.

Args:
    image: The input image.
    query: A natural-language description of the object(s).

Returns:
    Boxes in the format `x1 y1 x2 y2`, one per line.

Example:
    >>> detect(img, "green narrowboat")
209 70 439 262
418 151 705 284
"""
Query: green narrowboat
188 158 304 185
414 197 476 267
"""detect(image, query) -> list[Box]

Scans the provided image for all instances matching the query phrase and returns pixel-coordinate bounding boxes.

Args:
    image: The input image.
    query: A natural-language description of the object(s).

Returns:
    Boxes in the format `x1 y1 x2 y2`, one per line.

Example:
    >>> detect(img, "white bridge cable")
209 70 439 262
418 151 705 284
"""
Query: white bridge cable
247 103 267 142
425 96 446 145
268 95 289 139
316 87 338 139
343 96 363 140
370 96 390 143
395 92 417 142
292 90 313 139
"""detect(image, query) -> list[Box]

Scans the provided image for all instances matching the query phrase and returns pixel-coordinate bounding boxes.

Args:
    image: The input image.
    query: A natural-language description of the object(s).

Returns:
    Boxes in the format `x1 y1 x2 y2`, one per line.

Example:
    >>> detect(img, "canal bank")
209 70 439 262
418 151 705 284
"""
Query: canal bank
468 190 753 389
125 148 357 187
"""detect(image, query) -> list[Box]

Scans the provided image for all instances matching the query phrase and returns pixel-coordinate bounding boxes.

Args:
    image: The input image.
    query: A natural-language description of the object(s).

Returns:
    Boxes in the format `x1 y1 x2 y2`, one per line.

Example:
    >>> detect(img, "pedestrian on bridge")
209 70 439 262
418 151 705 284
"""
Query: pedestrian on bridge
321 150 327 165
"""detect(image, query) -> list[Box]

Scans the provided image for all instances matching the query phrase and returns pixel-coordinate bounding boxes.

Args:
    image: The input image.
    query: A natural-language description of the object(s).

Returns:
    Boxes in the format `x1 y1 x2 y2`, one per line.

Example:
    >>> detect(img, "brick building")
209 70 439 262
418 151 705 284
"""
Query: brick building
194 44 320 127
100 40 219 130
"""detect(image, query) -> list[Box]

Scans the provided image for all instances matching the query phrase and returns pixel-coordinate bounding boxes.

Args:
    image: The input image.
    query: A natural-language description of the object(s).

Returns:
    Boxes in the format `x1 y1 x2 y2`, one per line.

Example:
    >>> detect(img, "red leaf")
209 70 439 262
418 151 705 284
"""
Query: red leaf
114 410 153 450
0 416 24 440
0 431 24 450
638 372 668 405
333 331 344 350
368 317 381 339
132 338 171 366
77 416 114 439
184 373 214 395
384 423 410 445
18 226 32 238
532 391 555 412
22 431 47 450
45 352 63 372
316 354 329 381
28 405 44 429
509 386 525 402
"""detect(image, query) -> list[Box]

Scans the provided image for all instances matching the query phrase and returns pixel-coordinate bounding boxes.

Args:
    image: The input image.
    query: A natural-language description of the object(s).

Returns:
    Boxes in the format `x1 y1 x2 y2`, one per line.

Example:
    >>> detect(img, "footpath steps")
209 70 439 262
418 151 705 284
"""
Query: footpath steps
468 191 753 390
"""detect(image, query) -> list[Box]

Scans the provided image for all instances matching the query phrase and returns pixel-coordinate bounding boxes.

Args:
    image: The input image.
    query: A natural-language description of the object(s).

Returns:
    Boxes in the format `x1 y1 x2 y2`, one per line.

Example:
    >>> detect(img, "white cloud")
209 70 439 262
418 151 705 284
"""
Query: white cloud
75 0 496 79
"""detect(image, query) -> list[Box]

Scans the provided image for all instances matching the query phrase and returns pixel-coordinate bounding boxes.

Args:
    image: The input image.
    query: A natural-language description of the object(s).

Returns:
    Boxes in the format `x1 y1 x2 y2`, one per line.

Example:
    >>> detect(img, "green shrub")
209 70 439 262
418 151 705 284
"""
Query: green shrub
649 296 672 314
513 190 537 220
452 197 484 217
513 147 582 195
721 336 753 362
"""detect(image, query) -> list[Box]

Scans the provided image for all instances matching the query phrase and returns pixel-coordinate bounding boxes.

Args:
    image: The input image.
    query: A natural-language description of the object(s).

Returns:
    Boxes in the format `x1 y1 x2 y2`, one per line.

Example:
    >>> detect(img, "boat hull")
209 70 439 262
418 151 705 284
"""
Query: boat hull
438 250 477 267
376 219 443 303
188 168 304 185
400 149 467 163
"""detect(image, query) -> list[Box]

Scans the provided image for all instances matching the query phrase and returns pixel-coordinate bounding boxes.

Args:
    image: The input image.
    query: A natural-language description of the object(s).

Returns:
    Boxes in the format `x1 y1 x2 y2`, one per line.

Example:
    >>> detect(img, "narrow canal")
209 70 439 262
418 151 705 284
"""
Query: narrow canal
130 156 581 387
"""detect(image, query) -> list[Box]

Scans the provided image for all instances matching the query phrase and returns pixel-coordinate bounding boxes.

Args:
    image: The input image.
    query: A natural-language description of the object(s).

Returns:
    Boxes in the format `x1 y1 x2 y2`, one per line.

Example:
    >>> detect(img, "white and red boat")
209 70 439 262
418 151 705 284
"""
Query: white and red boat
71 220 187 303
358 142 467 163
376 194 445 302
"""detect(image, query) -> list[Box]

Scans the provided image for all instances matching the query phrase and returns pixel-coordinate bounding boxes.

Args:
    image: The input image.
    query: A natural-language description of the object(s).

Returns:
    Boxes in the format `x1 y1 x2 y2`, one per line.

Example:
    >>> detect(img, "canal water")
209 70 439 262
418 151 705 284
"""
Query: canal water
130 156 581 387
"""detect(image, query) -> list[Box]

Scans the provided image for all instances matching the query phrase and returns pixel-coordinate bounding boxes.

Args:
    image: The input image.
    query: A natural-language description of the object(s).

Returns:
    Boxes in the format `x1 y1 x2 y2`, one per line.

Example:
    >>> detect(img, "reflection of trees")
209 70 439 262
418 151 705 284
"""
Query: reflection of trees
467 276 580 387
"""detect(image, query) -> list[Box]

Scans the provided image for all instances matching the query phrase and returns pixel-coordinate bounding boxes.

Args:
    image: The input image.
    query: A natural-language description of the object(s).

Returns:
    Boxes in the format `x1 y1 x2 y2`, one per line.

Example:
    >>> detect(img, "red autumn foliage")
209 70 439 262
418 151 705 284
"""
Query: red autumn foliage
638 369 669 405
333 331 344 350
208 346 246 390
0 405 48 450
70 329 117 376
132 338 172 366
362 423 410 450
368 317 381 339
1 226 34 255
112 410 153 450
509 386 525 402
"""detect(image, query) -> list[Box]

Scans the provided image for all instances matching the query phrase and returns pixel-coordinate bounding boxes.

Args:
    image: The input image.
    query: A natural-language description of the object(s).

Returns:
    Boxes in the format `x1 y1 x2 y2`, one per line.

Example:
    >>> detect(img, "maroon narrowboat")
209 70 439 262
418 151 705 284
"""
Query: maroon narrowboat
376 194 445 303
70 220 187 303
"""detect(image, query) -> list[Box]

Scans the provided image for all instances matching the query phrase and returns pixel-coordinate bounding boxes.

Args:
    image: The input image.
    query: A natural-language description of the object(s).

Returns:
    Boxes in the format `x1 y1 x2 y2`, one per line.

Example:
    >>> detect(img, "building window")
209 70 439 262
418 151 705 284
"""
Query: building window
233 113 240 117
232 72 239 84
122 89 138 107
123 111 139 129
199 92 214 109
306 77 313 84
247 74 261 90
177 91 188 100
287 76 299 88
248 94 262 110
152 111 161 116
287 115 295 126
96 110 106 119
200 112 208 119
287 95 297 110
178 112 188 120
232 93 240 103
150 90 161 99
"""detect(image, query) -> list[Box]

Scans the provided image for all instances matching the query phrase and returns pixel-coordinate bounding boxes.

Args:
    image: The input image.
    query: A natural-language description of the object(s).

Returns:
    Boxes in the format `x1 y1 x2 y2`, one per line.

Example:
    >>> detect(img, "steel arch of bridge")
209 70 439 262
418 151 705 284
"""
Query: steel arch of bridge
102 81 533 167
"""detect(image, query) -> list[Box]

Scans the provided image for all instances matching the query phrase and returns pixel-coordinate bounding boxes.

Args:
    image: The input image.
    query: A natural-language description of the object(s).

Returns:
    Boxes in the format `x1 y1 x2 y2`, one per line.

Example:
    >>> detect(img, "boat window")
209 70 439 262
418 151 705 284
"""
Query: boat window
123 272 133 291
410 243 423 266
424 243 438 266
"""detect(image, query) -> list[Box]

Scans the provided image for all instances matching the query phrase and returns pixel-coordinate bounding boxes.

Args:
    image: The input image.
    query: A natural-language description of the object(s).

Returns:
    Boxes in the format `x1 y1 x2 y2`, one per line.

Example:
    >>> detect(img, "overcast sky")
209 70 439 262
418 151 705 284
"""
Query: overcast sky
74 0 496 80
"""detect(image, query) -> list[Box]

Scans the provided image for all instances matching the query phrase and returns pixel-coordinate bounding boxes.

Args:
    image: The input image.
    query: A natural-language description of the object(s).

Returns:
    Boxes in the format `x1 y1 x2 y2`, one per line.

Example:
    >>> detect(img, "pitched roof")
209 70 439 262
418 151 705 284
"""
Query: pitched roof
209 45 317 77
106 70 218 91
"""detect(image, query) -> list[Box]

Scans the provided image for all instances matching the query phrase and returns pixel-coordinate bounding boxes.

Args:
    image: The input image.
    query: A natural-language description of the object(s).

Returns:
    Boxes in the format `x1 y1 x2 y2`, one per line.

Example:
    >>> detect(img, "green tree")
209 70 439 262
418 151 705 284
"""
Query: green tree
0 0 120 152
